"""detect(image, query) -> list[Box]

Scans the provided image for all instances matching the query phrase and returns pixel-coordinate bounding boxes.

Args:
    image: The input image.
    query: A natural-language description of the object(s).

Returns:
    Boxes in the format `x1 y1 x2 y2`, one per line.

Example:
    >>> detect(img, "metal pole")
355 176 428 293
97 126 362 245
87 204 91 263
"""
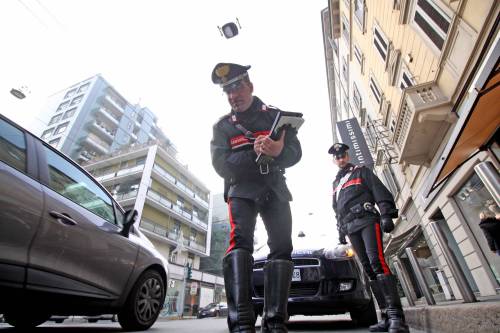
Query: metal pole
429 222 477 303
178 266 187 317
474 161 500 207
393 259 416 306
405 247 436 305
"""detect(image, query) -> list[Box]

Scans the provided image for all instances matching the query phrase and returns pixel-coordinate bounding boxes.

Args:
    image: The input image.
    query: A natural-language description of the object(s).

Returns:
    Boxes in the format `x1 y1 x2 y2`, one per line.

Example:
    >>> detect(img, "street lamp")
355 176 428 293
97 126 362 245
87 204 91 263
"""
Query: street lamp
218 18 242 39
10 86 30 99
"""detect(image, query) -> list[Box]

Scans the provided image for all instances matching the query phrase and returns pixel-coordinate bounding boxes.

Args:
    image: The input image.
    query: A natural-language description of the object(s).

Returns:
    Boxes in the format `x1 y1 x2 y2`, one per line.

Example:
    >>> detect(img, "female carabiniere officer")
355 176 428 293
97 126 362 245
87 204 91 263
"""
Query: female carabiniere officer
329 143 409 333
210 63 302 333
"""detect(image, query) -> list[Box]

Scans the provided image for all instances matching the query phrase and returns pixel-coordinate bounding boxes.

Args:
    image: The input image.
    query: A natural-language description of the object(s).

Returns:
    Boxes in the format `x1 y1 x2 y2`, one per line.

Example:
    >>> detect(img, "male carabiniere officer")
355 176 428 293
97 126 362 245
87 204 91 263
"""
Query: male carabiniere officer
210 63 302 333
329 143 409 333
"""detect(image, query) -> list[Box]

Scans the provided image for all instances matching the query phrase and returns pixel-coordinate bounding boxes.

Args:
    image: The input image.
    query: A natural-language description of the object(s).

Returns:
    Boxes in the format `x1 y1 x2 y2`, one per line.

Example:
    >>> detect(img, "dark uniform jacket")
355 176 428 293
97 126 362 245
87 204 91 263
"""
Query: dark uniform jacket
211 97 302 202
332 163 398 237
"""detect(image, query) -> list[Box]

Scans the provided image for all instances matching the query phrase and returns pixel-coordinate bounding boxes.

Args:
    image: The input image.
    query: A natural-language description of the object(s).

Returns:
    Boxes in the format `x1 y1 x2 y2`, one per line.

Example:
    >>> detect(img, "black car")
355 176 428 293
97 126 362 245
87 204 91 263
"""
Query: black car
252 243 377 327
197 302 228 319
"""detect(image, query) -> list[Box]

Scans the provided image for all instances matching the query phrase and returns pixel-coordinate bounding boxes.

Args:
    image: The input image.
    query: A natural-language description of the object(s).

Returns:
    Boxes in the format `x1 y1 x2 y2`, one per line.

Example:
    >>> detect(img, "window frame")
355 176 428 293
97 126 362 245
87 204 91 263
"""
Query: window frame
49 113 63 125
57 101 70 112
373 21 390 64
38 141 118 226
64 88 77 100
352 82 362 114
341 13 350 45
353 0 366 33
369 72 383 105
41 128 55 139
70 94 84 106
62 107 77 120
48 138 60 147
77 82 91 94
54 122 70 135
410 0 452 53
353 42 365 74
399 61 416 90
0 116 29 174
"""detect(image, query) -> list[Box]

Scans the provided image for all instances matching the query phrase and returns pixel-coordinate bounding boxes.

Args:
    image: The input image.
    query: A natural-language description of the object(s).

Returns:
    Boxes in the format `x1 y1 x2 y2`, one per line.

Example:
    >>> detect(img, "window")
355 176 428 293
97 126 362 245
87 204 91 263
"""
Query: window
77 83 90 93
62 108 77 120
64 88 77 100
399 63 416 90
57 101 70 112
373 23 390 63
41 128 54 139
49 114 62 125
353 43 364 73
412 0 451 52
353 83 362 113
43 146 115 223
382 165 399 197
48 138 60 147
369 74 383 105
0 118 27 173
354 0 366 32
342 56 349 82
54 122 69 135
70 95 84 106
341 13 350 44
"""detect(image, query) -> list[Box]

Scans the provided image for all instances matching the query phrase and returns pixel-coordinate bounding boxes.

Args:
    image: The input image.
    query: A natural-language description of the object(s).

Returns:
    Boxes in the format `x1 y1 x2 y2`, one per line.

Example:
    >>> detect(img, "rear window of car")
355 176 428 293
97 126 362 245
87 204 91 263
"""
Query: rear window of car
0 118 27 173
42 145 115 224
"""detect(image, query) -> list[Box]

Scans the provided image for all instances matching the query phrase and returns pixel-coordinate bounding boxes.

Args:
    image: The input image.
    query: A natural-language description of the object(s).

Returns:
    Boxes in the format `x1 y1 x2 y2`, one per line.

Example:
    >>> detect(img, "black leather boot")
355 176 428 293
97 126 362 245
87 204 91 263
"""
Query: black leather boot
223 249 256 333
369 279 389 332
377 274 409 333
261 260 293 333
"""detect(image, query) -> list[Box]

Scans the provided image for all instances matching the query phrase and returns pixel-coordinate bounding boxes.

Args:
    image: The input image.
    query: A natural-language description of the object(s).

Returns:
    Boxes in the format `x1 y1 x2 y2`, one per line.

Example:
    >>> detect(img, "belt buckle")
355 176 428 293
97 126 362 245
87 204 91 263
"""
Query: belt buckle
259 163 270 175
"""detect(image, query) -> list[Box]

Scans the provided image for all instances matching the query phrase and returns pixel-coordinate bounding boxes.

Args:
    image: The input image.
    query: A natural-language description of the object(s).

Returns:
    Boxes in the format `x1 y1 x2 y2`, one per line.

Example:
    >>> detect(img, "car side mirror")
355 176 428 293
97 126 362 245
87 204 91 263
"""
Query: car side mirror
121 209 138 237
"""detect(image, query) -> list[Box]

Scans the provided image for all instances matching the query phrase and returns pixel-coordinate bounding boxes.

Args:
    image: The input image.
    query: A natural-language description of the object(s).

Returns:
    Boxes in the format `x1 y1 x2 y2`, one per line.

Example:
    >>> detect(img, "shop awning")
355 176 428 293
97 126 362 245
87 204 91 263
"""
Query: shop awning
425 33 500 195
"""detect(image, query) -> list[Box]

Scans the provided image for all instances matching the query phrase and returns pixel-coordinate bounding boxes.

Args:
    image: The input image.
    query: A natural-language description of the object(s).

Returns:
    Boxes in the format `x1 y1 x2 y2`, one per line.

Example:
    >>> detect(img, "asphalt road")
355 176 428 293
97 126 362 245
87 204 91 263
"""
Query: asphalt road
0 315 427 332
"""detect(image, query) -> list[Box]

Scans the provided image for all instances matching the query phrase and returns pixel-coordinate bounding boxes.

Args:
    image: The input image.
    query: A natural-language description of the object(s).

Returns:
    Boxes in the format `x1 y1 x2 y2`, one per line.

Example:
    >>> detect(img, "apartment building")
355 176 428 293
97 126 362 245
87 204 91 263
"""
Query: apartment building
83 142 223 316
322 0 499 305
38 74 169 164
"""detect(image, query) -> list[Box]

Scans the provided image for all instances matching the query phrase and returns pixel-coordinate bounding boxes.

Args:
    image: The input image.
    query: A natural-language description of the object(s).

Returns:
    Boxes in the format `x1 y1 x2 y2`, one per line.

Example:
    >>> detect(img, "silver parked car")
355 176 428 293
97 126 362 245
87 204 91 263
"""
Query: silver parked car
0 114 168 331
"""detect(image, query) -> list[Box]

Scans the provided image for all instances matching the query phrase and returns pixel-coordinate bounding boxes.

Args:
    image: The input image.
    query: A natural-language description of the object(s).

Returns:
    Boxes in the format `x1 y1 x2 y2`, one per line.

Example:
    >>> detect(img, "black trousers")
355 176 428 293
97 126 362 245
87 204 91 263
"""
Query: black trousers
226 192 293 261
348 222 391 280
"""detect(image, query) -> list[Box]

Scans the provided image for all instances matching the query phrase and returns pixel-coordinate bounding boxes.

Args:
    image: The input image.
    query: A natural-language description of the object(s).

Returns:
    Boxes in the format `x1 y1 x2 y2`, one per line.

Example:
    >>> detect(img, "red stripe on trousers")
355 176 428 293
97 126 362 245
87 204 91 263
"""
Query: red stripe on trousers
375 223 391 275
226 199 236 254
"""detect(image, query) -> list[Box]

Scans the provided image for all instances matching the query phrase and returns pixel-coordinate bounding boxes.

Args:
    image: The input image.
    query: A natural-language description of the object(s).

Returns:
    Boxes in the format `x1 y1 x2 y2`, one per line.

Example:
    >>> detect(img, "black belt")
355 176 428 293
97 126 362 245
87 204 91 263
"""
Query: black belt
341 202 378 224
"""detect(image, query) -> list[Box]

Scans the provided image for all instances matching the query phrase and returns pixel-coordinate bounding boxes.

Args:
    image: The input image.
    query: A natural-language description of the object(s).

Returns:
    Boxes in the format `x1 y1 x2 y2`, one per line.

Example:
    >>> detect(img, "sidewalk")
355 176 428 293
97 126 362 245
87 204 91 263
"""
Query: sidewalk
403 295 500 333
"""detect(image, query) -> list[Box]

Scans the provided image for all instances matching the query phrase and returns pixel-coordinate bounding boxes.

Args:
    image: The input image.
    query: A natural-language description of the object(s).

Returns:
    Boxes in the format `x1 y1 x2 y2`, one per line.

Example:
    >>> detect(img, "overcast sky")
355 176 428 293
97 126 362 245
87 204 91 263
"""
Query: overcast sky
1 0 340 245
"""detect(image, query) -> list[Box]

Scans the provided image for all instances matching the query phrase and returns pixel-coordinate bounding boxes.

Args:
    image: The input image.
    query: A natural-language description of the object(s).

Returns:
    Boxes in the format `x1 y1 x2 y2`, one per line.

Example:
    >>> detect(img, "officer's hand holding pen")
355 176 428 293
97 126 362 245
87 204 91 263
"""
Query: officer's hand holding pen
254 130 286 157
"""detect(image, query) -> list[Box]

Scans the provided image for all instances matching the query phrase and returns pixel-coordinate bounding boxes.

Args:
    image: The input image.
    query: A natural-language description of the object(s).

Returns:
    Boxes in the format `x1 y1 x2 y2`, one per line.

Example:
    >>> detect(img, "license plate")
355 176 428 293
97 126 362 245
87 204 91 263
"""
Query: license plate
292 269 301 282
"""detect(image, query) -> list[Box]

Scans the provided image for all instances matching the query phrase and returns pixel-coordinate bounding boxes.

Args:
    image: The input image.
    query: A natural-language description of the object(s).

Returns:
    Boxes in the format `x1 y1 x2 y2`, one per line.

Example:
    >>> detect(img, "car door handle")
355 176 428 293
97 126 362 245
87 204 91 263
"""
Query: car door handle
49 211 78 226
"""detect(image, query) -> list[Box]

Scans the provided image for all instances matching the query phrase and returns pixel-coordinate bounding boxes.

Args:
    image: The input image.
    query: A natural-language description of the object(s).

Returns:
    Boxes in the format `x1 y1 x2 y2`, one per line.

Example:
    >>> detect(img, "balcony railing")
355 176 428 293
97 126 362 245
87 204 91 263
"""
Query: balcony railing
84 134 110 155
113 189 138 201
91 121 115 141
153 164 209 209
105 95 125 113
140 219 206 252
94 165 144 182
146 189 208 231
96 107 120 125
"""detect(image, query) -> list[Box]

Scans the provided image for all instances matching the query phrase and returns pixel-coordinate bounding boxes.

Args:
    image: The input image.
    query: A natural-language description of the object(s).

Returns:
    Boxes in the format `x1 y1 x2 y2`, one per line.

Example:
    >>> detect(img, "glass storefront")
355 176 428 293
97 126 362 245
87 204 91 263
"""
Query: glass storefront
161 278 183 317
453 172 500 286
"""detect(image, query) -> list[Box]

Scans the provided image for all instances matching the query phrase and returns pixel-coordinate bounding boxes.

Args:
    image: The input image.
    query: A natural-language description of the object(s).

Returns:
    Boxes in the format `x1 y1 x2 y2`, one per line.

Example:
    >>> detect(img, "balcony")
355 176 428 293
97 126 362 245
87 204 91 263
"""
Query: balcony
394 82 456 166
104 95 125 113
146 189 208 232
96 107 120 126
95 165 144 183
83 134 110 155
113 189 138 202
90 121 115 142
140 219 206 253
152 164 210 210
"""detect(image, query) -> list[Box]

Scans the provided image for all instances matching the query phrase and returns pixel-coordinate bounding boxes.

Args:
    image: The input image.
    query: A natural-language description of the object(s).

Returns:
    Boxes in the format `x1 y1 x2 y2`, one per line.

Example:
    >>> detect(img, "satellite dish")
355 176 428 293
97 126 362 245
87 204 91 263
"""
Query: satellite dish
218 18 242 39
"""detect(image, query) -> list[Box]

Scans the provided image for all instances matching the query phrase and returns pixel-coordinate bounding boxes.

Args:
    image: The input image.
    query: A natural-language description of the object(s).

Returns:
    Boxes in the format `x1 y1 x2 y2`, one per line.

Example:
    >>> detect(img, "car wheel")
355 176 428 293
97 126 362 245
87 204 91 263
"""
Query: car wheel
118 269 165 331
349 297 378 327
4 312 51 329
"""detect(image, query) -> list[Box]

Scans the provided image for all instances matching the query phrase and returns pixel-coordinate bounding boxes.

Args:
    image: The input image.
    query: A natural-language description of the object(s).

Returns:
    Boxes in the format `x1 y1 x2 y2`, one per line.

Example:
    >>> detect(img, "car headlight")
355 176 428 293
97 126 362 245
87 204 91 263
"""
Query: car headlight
323 245 354 259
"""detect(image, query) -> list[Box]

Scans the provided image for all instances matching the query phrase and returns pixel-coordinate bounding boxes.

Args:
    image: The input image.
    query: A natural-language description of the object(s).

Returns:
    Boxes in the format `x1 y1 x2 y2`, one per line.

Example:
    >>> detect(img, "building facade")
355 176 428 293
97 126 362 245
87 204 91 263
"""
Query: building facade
38 74 172 164
200 193 231 277
83 142 223 316
322 0 499 305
